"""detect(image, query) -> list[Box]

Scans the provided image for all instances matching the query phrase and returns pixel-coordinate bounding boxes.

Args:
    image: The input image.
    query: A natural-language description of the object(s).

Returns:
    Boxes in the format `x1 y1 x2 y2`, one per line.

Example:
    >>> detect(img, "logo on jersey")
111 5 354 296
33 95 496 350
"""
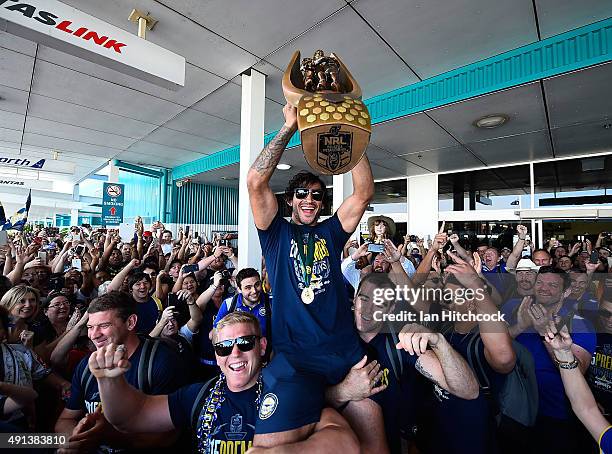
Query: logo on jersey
259 393 278 420
258 306 266 317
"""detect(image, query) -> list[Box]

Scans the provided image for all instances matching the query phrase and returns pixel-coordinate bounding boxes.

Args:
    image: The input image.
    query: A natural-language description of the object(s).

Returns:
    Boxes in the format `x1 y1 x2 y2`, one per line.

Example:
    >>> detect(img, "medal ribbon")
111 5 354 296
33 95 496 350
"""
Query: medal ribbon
291 224 315 288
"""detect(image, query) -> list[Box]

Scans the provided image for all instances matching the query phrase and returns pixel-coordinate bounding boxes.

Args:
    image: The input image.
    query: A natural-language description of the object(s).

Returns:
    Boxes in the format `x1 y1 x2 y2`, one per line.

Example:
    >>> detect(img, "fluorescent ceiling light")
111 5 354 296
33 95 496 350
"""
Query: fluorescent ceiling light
473 114 508 129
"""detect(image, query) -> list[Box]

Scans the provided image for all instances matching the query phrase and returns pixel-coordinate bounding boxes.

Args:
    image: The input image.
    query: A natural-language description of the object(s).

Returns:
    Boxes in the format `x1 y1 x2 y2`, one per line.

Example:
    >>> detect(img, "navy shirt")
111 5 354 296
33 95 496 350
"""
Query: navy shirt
168 381 257 454
65 338 188 415
134 297 161 334
257 212 358 355
214 294 270 338
502 298 596 419
195 303 220 367
365 333 418 454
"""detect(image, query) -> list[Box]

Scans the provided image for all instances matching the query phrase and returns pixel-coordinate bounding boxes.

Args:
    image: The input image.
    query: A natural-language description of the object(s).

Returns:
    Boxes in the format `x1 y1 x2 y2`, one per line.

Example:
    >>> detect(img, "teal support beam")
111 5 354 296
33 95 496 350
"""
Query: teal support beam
112 159 164 179
172 17 612 181
159 169 168 223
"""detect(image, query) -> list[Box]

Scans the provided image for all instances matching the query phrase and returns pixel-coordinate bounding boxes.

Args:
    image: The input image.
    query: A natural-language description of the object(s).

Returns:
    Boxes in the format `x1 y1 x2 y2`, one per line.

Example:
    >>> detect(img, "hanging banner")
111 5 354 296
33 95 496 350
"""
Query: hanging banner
102 182 124 225
0 152 76 174
0 0 185 89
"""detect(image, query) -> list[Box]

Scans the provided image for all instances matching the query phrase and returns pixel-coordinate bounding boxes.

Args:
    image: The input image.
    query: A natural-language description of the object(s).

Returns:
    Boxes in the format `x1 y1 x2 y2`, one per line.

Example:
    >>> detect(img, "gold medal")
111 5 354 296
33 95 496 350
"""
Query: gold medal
301 286 315 305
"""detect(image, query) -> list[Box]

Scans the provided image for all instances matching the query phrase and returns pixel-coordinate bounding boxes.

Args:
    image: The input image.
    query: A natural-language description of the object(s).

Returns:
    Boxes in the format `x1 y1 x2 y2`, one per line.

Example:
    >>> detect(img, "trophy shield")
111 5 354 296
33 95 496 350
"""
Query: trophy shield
282 50 371 175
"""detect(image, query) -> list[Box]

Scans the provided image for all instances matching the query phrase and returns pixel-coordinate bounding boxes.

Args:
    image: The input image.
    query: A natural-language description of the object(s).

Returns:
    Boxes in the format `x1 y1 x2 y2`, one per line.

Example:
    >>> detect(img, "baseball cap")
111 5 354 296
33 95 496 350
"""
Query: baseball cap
143 231 153 237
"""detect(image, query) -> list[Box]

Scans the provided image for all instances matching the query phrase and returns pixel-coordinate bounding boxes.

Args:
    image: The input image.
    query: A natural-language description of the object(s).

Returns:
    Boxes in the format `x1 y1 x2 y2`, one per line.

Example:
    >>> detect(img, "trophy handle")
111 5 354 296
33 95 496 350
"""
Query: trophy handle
282 50 309 107
330 53 362 99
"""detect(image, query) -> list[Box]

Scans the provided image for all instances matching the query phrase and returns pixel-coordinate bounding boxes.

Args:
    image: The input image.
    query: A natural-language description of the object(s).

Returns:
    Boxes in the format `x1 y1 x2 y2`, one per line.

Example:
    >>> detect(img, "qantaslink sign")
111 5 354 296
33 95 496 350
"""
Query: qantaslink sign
0 0 185 89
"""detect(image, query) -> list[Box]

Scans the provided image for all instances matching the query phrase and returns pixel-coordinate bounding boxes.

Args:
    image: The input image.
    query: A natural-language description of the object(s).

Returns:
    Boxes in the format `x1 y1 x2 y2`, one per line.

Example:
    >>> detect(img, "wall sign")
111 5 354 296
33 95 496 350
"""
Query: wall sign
102 182 124 225
0 0 185 89
0 178 52 190
0 152 75 174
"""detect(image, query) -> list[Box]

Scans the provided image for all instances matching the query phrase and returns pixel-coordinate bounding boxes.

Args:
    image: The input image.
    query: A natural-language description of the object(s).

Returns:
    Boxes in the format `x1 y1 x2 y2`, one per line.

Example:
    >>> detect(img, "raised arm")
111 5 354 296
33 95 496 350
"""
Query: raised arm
397 324 479 400
107 259 139 292
506 225 527 270
336 156 374 233
247 104 297 230
88 344 175 433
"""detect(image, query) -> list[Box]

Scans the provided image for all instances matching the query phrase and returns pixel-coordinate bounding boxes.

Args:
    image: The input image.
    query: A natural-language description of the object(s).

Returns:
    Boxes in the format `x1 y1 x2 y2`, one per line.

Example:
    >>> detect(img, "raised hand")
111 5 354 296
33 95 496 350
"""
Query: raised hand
383 239 401 263
351 242 369 261
88 344 131 379
516 224 528 240
340 355 387 401
432 232 448 250
396 323 442 356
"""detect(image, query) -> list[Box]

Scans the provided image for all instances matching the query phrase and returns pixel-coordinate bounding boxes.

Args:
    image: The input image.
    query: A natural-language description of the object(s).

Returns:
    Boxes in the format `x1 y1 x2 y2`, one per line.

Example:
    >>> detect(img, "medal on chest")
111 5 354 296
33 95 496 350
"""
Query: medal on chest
301 286 315 305
292 224 317 305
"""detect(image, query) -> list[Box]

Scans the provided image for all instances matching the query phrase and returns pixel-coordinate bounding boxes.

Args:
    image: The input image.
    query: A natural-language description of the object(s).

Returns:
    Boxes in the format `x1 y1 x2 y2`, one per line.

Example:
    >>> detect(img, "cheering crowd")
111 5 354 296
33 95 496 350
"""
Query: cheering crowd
0 104 611 453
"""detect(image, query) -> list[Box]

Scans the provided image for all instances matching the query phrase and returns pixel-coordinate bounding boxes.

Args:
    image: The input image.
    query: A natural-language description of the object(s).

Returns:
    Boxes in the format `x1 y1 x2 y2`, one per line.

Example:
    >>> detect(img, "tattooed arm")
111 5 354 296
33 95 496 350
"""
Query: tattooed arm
247 104 297 230
397 324 479 400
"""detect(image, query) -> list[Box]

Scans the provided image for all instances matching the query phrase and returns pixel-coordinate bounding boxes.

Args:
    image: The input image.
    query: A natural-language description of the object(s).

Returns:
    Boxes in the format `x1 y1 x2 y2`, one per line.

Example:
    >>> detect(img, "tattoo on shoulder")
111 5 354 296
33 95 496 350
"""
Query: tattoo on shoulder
415 357 442 388
252 126 294 174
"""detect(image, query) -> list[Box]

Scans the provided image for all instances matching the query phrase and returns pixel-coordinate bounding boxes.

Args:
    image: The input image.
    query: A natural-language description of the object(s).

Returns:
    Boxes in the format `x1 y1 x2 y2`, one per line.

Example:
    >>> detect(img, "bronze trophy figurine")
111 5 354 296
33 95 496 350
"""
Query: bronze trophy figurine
282 50 371 175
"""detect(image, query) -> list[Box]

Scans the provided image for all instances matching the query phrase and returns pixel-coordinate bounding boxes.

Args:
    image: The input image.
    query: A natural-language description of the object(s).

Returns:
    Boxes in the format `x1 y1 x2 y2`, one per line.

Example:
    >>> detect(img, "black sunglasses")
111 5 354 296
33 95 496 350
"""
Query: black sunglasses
599 309 612 319
213 335 259 357
294 188 324 201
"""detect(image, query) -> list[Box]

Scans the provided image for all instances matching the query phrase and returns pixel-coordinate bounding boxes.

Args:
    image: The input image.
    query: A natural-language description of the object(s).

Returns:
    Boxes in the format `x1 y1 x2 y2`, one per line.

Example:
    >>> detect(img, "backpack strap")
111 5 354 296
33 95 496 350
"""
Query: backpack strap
137 338 152 393
191 376 218 428
228 293 240 313
80 360 95 400
385 326 403 383
147 340 161 393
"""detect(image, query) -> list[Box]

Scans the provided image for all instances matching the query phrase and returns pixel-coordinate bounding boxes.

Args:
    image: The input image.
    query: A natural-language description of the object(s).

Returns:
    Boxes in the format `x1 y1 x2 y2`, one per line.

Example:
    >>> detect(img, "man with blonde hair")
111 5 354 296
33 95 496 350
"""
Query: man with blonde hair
86 312 358 453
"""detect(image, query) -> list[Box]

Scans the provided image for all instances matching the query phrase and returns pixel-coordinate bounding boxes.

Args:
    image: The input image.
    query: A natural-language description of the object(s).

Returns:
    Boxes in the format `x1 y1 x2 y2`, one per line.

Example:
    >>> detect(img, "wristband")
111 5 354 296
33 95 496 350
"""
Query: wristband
554 355 578 369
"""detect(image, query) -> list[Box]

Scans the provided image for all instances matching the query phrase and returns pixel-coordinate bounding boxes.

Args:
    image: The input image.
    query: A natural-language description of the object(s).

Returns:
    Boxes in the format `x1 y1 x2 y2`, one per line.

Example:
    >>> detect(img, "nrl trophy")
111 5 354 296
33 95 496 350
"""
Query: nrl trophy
282 50 371 175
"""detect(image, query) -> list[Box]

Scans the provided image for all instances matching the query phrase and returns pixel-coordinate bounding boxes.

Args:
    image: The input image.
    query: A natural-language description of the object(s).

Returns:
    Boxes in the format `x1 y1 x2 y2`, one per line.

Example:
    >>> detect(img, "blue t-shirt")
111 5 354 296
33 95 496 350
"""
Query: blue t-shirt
195 303 220 367
65 338 189 415
257 212 358 355
601 426 612 454
214 294 270 338
502 299 597 419
135 297 161 334
168 380 257 454
365 333 418 454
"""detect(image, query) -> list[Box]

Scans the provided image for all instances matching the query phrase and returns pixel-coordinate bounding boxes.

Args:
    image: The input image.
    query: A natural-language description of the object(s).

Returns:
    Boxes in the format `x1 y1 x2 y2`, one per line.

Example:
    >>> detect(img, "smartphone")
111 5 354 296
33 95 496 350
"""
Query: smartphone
71 258 82 271
37 251 47 265
590 251 599 264
0 231 7 247
182 264 199 274
367 243 384 253
185 225 190 236
74 244 85 256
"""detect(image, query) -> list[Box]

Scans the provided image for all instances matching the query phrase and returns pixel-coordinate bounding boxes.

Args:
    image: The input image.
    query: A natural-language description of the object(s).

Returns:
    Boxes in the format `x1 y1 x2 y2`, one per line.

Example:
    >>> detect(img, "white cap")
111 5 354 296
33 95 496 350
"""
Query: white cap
515 258 540 272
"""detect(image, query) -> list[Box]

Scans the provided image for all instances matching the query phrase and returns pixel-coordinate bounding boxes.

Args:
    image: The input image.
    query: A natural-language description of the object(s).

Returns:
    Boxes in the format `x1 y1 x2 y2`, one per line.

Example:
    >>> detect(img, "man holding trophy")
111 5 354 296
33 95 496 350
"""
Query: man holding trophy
247 50 386 450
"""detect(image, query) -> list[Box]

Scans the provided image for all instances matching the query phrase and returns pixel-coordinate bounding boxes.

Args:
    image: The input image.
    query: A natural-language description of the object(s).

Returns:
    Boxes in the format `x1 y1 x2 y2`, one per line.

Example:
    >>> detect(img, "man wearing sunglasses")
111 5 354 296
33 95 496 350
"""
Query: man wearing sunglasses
85 312 358 454
247 104 380 449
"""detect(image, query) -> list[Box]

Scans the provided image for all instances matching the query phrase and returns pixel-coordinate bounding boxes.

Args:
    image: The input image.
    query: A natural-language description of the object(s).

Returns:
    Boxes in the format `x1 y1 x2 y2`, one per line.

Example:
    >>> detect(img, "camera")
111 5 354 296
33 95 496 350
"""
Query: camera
219 239 230 247
409 235 417 242
221 270 231 279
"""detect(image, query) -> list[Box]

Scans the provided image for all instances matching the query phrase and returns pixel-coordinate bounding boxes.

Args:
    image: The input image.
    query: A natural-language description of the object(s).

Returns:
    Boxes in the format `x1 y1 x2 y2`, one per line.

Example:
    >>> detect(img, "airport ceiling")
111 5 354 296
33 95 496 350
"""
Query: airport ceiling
1 0 612 197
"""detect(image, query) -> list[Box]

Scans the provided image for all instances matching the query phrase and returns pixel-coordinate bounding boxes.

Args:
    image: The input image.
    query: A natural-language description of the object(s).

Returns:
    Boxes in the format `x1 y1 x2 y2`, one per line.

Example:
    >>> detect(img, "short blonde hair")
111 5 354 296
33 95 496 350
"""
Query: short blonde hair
212 311 261 343
0 284 40 319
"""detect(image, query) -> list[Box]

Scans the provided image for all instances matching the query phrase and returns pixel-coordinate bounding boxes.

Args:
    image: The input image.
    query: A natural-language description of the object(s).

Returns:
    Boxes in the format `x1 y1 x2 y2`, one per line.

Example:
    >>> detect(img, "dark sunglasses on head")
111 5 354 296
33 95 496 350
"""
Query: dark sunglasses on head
213 335 259 357
599 309 612 319
294 188 324 201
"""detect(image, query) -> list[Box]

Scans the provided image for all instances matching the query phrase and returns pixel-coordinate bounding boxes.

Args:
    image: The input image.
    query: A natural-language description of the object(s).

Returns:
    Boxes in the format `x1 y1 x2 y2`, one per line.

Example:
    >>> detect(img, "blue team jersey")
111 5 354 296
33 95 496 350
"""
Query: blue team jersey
601 426 612 454
168 381 257 454
135 297 162 334
214 294 270 338
257 212 358 355
502 298 596 419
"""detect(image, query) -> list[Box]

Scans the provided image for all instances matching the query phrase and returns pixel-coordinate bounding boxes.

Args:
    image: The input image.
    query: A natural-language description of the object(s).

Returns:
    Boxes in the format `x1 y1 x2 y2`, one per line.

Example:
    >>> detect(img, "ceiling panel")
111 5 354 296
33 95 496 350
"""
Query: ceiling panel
0 85 29 115
22 132 123 158
36 46 228 107
0 30 37 56
162 109 241 146
189 163 240 187
468 130 553 165
117 150 203 168
264 7 420 99
61 0 260 80
535 0 612 39
402 145 483 173
372 113 457 155
353 0 538 79
544 62 612 129
427 82 548 143
0 126 22 144
124 140 210 161
552 121 612 157
25 117 136 150
0 47 35 91
141 127 230 153
31 60 185 125
26 94 158 139
159 0 347 57
0 111 24 131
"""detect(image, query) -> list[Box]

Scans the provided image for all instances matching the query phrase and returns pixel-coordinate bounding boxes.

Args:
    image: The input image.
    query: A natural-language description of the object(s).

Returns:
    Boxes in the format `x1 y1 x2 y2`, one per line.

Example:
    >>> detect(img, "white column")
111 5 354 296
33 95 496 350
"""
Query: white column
108 161 120 183
70 208 79 227
332 173 353 214
238 69 266 271
407 174 439 238
537 219 544 249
